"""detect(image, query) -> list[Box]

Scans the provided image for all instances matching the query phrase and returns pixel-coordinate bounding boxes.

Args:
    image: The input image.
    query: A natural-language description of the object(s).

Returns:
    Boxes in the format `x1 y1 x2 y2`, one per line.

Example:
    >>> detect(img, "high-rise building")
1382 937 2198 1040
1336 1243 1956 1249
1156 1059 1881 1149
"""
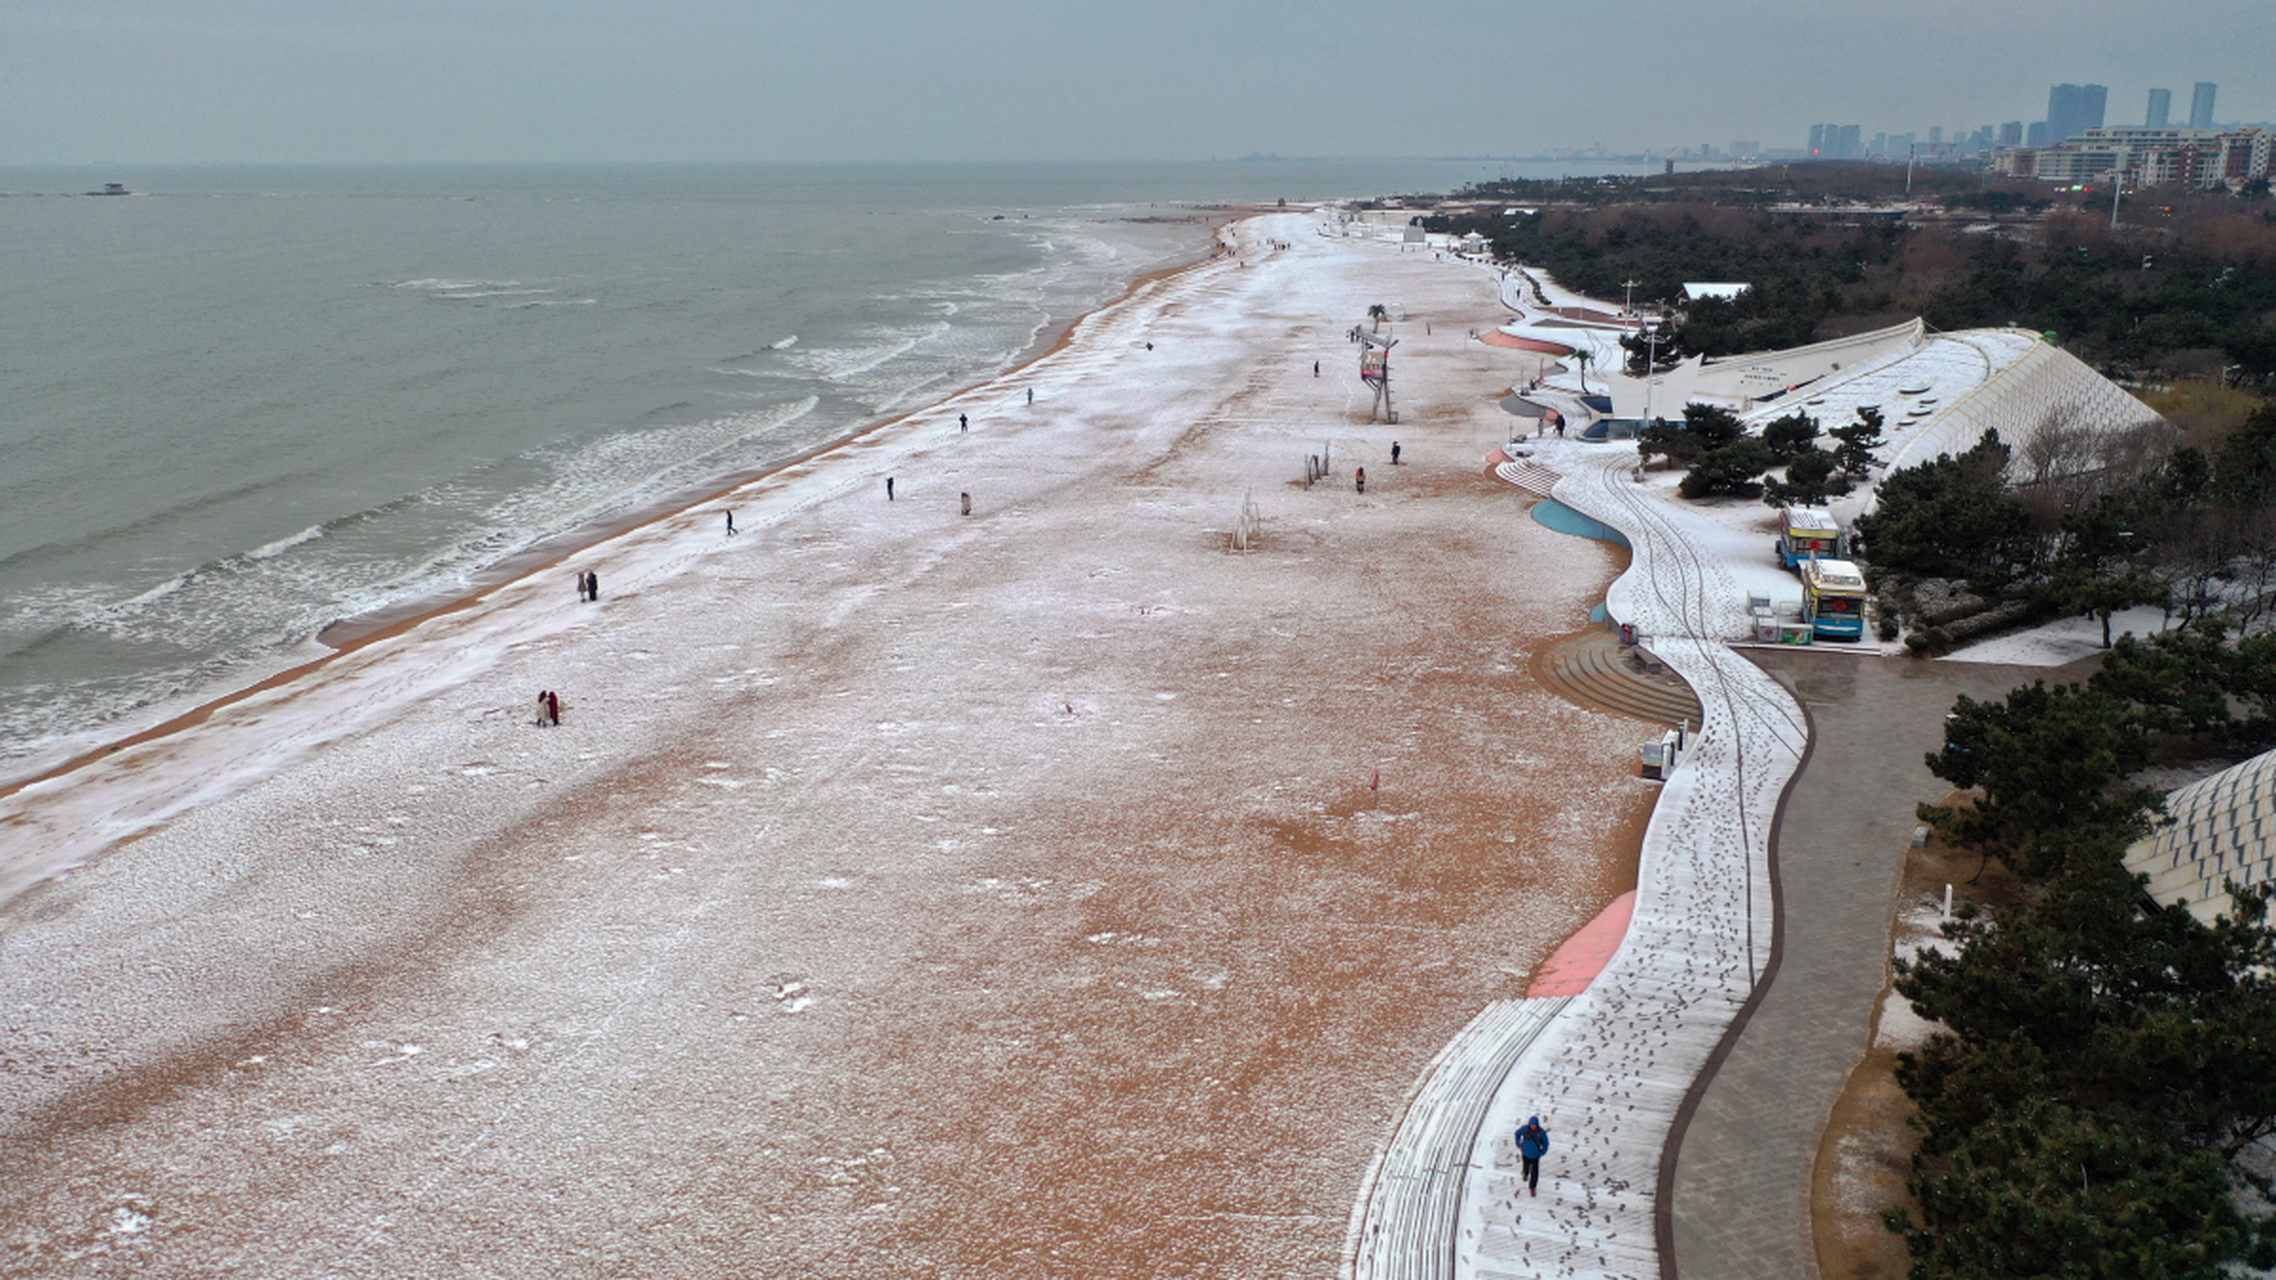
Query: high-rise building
2191 82 2217 128
1870 132 1888 157
1930 126 1944 147
1730 140 1760 159
1837 124 1861 159
2147 88 2172 128
2027 121 2052 148
2046 84 2108 145
1808 123 1826 154
2000 121 2024 147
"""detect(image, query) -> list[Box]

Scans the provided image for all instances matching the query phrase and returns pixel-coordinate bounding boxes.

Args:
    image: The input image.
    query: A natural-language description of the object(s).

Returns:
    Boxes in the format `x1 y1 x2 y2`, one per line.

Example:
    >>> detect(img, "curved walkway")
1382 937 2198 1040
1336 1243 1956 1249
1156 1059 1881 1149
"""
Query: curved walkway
1352 443 1810 1280
1669 649 2062 1279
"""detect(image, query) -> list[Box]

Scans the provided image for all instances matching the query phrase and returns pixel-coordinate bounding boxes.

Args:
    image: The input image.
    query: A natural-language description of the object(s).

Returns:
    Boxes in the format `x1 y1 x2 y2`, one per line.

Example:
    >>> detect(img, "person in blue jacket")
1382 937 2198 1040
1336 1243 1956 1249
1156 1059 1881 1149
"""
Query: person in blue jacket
1516 1115 1551 1196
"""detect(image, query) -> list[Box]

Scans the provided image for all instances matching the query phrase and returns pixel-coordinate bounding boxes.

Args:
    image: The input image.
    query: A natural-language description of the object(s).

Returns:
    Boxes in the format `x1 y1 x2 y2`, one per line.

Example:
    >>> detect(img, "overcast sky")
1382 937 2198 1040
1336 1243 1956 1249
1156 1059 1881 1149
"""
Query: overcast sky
4 0 2268 165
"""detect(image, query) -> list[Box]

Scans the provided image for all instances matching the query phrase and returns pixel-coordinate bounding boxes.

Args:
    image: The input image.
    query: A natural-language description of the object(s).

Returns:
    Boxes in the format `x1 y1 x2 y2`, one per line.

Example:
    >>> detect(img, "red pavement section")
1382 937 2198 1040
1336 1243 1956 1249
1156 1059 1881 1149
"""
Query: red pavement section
1480 331 1575 355
1526 890 1636 997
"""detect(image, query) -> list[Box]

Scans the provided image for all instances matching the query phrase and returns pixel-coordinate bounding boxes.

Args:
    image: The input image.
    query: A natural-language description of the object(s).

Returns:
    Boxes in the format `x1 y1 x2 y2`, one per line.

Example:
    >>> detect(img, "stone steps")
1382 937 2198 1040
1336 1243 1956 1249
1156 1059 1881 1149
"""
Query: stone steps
1492 458 1562 497
1351 996 1575 1280
1533 628 1703 728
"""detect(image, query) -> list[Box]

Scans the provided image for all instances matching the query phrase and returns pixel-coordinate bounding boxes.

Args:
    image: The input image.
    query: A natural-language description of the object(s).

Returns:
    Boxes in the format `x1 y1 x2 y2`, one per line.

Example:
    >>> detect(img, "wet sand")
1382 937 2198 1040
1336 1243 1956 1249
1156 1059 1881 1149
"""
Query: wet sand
0 212 1654 1277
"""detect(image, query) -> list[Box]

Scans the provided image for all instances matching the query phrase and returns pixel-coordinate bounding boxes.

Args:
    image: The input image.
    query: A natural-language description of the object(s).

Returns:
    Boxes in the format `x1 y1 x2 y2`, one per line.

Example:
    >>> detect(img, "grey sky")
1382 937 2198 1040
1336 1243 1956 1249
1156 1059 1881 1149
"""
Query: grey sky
4 0 2268 164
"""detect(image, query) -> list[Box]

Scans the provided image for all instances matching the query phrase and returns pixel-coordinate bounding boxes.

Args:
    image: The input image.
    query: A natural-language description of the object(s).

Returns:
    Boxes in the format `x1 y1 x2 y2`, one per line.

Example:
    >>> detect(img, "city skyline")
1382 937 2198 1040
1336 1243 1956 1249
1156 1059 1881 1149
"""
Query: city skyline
2 0 2267 165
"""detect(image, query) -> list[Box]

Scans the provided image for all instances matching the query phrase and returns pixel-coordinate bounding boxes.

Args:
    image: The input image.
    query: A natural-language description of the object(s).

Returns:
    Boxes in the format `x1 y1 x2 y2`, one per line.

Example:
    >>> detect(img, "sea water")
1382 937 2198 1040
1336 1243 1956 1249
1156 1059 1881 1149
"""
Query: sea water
0 158 1657 775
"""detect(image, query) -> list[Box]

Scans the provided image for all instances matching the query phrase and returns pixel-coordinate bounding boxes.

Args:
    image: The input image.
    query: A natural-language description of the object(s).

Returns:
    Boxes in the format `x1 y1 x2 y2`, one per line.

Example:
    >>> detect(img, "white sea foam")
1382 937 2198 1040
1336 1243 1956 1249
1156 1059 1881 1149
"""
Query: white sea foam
770 335 799 350
786 322 951 382
390 278 523 292
246 524 325 561
117 575 188 609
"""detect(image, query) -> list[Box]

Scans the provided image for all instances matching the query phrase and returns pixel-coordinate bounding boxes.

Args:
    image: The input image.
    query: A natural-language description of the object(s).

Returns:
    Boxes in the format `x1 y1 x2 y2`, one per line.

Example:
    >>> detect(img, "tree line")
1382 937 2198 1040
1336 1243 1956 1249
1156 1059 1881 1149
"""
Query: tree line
1892 621 2276 1276
1423 170 2276 390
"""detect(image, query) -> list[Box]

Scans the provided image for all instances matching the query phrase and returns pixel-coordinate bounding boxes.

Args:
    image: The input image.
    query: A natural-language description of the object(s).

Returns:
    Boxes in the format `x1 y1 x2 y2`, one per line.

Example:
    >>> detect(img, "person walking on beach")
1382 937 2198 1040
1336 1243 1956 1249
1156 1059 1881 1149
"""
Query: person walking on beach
585 570 600 601
886 476 895 501
959 413 967 433
547 691 561 726
725 510 736 536
1516 1116 1551 1196
1355 466 1366 494
1313 360 1319 377
1026 388 1033 405
538 691 552 726
960 492 972 516
1391 441 1401 465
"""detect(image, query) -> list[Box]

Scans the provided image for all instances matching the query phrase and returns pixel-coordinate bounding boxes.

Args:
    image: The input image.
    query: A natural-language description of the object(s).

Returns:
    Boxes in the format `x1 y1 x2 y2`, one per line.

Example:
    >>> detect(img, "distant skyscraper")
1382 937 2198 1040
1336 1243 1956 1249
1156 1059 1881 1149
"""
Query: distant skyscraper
2026 121 2051 148
2191 82 2217 128
2000 121 2024 147
1930 126 1944 147
1809 123 1826 154
2147 88 2172 127
2046 83 2108 145
1837 124 1861 158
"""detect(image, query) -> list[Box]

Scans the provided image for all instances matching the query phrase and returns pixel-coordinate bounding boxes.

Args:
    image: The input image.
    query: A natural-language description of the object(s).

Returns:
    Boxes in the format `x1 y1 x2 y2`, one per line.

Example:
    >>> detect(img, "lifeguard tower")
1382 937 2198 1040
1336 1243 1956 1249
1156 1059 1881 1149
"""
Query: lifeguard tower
1352 326 1397 424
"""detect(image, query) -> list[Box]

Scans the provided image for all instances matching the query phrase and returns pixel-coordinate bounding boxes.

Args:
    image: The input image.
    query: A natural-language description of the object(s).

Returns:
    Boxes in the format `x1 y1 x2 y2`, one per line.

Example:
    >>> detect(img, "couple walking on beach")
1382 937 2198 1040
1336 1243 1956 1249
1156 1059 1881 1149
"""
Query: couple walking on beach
535 690 562 726
576 570 600 602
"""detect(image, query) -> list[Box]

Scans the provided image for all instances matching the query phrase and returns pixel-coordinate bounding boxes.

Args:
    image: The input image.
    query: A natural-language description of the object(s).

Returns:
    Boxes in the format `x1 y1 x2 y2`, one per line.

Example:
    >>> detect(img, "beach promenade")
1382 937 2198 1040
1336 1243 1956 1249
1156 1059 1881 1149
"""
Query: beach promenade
1667 649 2060 1279
1348 442 1810 1280
0 213 1663 1278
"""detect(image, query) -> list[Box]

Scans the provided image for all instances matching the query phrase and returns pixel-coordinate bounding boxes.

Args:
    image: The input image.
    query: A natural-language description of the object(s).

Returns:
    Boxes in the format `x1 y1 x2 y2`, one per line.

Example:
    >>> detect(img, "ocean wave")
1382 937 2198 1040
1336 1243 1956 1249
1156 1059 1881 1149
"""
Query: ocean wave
770 335 799 350
118 575 188 609
784 321 951 382
389 277 523 293
246 523 326 561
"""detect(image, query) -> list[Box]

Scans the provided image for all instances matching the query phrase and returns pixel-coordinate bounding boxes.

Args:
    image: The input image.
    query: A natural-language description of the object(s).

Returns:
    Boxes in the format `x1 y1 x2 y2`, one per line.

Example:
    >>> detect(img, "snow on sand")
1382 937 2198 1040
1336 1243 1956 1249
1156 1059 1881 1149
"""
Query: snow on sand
0 214 1657 1278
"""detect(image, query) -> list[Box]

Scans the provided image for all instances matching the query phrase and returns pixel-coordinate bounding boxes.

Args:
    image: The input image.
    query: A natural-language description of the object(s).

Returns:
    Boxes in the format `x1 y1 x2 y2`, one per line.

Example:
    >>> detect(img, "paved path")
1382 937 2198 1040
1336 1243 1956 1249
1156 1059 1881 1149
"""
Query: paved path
1666 650 2092 1279
1353 446 1810 1280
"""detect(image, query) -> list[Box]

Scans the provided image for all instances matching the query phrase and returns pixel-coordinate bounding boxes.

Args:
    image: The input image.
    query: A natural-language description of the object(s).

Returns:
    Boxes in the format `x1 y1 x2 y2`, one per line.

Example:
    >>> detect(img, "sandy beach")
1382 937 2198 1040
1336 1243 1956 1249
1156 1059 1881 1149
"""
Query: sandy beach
0 212 1656 1277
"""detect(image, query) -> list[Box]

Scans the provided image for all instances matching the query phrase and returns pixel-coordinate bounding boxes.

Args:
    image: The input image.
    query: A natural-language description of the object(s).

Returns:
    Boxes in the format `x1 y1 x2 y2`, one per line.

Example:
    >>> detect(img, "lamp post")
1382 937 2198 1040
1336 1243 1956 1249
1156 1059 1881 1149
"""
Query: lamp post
1621 279 1639 317
1642 319 1663 423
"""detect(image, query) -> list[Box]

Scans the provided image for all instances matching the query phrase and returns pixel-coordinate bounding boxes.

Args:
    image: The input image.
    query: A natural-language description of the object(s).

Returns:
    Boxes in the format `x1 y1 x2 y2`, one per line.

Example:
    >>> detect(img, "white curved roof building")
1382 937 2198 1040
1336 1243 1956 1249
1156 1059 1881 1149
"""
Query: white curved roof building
2128 749 2276 923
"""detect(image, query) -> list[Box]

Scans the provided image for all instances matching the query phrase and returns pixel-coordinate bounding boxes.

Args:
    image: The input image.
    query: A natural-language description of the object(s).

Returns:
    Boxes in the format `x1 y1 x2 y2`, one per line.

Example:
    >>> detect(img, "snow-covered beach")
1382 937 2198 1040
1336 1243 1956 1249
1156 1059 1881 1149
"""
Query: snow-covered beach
0 212 1664 1276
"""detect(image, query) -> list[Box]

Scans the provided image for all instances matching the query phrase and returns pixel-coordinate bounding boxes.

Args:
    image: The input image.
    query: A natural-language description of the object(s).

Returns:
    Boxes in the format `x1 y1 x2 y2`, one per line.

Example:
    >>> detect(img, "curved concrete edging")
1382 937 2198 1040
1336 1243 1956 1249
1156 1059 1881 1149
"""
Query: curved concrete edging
1350 444 1811 1280
1652 695 1815 1279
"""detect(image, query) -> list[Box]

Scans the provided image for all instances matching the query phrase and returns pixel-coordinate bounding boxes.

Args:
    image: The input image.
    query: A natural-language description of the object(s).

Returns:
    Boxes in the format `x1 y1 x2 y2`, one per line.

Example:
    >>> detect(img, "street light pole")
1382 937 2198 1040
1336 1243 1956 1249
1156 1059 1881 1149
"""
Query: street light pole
1621 279 1639 316
1642 319 1662 422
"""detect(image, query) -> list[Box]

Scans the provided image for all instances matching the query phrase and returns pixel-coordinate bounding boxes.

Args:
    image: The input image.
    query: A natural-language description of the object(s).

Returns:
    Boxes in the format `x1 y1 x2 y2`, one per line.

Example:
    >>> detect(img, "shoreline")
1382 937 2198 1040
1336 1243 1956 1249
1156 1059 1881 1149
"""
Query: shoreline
1 207 1658 1277
0 209 1250 807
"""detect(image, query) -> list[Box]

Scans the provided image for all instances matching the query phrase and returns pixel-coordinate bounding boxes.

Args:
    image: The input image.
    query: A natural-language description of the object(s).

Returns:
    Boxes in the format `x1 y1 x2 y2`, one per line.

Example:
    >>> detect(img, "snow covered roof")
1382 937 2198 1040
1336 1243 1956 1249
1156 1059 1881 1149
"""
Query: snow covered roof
2127 749 2276 924
1781 507 1840 536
